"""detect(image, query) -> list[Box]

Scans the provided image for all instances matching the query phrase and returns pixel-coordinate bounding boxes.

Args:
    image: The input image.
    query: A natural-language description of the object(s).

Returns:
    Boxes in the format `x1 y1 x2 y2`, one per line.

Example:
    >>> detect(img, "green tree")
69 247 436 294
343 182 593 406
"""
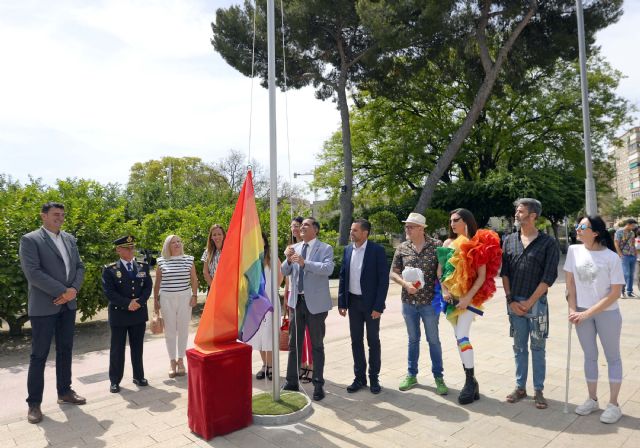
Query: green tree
211 1 452 245
126 157 229 220
369 210 401 236
358 0 623 212
0 177 133 335
315 52 629 218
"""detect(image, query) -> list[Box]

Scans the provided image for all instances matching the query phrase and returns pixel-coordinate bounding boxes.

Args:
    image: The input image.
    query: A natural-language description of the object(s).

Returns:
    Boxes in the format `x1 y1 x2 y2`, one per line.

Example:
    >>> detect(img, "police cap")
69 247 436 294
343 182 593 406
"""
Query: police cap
113 235 135 248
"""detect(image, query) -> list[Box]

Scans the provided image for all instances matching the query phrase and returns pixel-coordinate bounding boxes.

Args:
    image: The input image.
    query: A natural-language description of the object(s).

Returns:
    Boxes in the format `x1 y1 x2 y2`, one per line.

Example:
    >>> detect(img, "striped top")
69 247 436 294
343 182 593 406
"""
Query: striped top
157 255 194 292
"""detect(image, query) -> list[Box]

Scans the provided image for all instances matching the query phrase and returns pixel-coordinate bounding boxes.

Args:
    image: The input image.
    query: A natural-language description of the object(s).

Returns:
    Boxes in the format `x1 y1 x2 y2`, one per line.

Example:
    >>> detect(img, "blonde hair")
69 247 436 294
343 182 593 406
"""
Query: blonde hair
161 234 184 259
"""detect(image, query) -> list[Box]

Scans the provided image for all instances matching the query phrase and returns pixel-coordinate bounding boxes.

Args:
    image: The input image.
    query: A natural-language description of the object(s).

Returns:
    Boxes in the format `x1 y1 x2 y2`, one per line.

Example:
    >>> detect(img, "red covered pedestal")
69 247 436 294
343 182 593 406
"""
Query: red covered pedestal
186 342 253 440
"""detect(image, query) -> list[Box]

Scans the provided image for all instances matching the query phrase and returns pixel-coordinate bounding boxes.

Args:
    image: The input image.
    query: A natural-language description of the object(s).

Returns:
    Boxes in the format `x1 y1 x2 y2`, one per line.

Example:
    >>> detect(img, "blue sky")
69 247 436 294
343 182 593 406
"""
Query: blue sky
1 0 638 191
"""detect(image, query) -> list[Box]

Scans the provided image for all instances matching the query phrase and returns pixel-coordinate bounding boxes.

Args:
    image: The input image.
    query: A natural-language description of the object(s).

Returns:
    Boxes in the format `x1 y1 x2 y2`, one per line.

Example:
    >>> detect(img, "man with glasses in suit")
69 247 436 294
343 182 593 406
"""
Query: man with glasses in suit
281 217 334 401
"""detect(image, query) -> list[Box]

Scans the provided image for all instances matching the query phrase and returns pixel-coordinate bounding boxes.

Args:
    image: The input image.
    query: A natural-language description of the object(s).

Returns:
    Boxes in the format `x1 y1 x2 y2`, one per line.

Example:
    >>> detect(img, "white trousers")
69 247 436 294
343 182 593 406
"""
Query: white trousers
160 289 192 359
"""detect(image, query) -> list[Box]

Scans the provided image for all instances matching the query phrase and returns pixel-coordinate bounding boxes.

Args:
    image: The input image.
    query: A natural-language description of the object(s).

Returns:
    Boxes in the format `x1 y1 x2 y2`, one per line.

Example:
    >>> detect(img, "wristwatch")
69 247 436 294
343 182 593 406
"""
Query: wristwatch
506 293 514 304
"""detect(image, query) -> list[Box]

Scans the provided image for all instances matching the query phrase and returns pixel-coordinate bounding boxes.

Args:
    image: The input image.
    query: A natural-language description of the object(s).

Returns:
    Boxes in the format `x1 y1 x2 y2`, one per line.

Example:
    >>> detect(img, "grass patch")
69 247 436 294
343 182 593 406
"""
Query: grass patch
252 392 308 415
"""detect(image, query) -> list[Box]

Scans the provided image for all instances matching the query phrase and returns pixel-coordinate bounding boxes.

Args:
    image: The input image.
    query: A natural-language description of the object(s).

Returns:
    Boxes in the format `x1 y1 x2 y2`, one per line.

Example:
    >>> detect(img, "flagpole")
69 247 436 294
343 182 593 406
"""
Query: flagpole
266 0 280 400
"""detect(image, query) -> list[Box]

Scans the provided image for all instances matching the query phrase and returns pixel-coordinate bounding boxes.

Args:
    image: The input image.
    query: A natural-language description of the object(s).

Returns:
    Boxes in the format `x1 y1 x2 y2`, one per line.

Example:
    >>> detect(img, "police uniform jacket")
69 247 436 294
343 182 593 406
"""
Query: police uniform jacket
102 260 152 327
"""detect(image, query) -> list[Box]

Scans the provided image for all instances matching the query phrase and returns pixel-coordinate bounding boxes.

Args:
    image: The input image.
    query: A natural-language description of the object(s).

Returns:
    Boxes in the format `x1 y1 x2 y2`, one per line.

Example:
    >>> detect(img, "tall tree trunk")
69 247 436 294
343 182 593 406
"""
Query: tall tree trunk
414 0 537 213
337 77 353 245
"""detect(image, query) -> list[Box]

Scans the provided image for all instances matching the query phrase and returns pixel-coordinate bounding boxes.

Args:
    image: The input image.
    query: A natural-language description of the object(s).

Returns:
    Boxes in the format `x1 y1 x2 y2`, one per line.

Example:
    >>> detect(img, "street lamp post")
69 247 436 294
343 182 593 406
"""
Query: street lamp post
576 0 598 215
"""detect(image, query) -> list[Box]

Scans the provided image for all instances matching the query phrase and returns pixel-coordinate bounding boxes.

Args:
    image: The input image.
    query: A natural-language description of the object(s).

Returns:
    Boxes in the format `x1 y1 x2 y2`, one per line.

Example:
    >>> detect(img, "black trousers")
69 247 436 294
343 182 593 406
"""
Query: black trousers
348 294 381 383
27 305 76 405
109 322 146 384
286 297 327 386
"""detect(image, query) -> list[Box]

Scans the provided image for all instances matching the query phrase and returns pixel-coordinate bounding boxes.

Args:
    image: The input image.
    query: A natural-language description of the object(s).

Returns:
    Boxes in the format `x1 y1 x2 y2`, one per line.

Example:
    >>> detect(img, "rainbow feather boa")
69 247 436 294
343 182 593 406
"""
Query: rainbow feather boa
435 229 502 323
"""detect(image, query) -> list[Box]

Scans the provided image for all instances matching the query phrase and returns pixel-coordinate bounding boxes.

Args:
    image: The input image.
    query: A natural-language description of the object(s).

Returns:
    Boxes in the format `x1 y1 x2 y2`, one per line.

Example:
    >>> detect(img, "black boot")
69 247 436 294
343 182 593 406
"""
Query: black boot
458 367 479 405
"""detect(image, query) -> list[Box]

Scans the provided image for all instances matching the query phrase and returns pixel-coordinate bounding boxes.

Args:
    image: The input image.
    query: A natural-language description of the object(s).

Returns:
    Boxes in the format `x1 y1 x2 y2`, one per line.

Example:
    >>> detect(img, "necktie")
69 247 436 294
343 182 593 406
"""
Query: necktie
126 262 133 278
297 243 308 292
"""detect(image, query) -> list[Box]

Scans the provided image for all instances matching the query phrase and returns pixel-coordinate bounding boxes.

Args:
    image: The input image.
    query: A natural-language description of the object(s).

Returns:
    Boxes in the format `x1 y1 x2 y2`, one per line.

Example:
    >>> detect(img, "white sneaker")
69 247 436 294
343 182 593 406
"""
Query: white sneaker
600 403 622 424
575 398 599 416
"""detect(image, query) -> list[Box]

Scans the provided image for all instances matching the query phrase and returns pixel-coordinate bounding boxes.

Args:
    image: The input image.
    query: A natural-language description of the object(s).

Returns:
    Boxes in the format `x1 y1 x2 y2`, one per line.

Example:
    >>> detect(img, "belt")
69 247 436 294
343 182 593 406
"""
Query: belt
349 293 363 298
297 293 305 300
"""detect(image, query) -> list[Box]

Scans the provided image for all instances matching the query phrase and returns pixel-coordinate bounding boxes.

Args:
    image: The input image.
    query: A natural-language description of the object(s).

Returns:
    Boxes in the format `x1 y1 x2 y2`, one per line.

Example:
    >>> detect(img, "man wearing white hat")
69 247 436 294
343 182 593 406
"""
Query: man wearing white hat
390 212 448 395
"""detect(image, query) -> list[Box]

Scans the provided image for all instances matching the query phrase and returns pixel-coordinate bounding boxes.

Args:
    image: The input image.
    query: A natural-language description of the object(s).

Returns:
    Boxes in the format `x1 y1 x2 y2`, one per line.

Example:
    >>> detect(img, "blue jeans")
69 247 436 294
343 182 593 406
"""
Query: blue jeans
27 305 76 405
621 255 636 293
508 296 548 391
402 302 443 379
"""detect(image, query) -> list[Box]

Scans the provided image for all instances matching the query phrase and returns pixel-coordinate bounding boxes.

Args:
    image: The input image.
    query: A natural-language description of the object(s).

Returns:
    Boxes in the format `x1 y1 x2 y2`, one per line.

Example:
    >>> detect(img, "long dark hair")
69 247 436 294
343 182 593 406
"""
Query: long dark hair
205 224 226 266
290 216 303 244
448 208 479 239
581 215 615 252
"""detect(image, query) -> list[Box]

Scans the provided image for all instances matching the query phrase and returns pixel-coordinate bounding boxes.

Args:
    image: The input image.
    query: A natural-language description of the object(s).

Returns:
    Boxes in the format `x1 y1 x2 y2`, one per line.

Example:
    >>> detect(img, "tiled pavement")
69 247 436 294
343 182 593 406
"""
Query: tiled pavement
2 272 640 447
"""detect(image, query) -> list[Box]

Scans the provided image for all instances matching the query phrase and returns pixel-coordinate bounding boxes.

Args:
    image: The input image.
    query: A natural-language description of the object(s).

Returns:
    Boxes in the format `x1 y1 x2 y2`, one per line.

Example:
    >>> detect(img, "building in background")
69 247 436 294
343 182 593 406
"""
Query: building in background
611 126 640 204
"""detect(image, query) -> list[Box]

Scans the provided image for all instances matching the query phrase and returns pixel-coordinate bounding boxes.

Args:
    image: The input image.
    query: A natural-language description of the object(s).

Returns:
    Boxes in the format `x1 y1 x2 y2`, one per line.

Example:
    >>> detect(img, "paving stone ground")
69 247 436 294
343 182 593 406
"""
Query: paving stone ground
2 264 640 447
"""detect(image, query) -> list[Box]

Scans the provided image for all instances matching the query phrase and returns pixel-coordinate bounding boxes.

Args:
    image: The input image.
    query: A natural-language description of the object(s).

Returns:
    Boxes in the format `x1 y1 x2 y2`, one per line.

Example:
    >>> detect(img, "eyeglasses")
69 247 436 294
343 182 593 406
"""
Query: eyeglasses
450 217 462 223
575 224 591 231
404 225 421 230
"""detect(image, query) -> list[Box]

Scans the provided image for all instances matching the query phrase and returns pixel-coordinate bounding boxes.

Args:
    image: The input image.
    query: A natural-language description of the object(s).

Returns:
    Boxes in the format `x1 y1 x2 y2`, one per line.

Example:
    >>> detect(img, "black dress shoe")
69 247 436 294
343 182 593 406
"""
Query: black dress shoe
370 382 382 394
133 378 148 387
110 384 120 393
282 381 299 392
27 405 43 424
347 380 365 393
313 385 325 401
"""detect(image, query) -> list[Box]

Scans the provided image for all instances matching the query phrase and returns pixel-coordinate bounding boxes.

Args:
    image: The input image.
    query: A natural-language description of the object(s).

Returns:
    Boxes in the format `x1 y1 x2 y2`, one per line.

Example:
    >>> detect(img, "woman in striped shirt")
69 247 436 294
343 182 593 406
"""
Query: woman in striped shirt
153 235 198 378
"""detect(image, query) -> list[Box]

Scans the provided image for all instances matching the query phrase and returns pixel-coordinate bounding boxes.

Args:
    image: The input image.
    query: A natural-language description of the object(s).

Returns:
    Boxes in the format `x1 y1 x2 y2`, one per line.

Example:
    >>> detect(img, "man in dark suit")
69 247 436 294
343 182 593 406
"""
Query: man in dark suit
19 202 86 424
338 219 390 394
281 217 334 401
102 236 152 393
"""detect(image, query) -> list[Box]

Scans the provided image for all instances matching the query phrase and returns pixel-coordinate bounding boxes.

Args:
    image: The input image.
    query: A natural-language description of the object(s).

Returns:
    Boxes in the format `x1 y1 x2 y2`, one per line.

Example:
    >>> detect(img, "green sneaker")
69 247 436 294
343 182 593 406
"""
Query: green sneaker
435 377 448 395
399 375 418 391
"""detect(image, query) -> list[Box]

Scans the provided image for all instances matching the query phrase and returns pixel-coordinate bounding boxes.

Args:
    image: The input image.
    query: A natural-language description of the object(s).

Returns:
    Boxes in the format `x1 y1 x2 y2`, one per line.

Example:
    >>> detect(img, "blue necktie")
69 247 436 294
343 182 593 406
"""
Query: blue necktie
297 243 308 292
126 262 134 278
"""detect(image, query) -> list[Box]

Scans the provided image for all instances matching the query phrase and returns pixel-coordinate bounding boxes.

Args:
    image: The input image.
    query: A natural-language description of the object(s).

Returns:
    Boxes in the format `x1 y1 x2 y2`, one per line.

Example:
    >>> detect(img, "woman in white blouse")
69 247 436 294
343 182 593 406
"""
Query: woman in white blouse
154 235 198 378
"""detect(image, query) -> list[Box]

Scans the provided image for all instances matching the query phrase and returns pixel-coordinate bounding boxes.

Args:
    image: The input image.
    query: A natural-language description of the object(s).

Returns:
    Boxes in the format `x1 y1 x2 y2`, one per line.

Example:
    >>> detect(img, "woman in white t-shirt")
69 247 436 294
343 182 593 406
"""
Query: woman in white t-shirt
564 215 625 424
154 235 198 378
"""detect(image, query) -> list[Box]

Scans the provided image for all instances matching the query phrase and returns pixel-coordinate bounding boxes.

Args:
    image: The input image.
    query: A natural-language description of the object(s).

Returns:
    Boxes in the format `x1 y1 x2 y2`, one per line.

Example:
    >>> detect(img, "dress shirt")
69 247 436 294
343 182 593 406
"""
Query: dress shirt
294 238 316 294
348 240 368 295
43 227 70 279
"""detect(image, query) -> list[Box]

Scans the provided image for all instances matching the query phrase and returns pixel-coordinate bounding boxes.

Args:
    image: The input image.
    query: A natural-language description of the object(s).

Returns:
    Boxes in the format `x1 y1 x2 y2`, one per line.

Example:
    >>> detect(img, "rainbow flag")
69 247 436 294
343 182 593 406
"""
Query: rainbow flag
194 171 272 353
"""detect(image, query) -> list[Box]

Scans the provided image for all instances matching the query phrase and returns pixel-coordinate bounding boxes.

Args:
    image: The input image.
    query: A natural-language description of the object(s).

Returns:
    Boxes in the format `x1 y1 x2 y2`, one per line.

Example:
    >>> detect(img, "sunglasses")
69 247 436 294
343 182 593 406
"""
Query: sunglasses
575 224 591 231
450 217 462 223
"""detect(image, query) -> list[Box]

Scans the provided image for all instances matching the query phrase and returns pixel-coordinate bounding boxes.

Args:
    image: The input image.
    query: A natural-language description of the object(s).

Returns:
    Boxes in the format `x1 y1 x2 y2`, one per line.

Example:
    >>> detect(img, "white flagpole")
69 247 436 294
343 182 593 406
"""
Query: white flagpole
266 0 280 400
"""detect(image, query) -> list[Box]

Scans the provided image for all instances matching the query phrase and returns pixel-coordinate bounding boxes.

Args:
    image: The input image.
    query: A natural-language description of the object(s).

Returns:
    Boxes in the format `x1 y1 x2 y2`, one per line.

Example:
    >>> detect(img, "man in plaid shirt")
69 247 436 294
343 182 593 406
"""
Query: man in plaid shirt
501 198 559 410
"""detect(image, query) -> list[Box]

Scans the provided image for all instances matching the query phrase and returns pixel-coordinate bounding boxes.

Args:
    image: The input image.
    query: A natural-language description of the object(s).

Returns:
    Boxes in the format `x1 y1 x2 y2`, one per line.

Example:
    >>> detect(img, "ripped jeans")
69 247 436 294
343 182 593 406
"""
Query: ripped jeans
508 295 549 391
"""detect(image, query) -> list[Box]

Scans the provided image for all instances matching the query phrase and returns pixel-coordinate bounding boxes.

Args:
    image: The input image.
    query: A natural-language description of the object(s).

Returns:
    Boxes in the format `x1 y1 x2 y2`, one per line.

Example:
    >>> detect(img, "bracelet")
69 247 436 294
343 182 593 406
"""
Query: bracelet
506 293 514 304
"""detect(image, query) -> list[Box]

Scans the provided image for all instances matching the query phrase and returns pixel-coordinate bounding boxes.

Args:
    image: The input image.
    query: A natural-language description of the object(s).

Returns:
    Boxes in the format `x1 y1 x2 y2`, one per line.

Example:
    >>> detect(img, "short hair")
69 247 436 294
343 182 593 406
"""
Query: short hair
161 234 184 259
293 216 304 224
514 198 542 219
305 217 320 233
41 201 65 213
353 218 371 234
626 218 638 226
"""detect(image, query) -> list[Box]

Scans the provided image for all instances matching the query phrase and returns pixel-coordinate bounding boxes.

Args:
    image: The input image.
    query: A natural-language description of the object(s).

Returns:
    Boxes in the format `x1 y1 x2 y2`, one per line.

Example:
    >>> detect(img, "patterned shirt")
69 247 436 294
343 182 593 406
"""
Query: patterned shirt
157 255 194 292
614 229 637 257
392 238 442 305
201 249 221 278
500 231 559 299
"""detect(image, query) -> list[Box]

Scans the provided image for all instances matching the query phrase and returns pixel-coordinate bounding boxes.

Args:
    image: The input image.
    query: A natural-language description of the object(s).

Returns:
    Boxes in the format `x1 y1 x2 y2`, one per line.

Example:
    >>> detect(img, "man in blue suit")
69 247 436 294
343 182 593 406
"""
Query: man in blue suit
281 217 334 401
338 219 389 394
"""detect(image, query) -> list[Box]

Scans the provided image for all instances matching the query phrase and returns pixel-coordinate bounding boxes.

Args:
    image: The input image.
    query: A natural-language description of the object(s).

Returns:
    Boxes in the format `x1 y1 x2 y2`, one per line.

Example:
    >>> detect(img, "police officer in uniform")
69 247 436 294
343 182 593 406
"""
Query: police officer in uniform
102 236 152 393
